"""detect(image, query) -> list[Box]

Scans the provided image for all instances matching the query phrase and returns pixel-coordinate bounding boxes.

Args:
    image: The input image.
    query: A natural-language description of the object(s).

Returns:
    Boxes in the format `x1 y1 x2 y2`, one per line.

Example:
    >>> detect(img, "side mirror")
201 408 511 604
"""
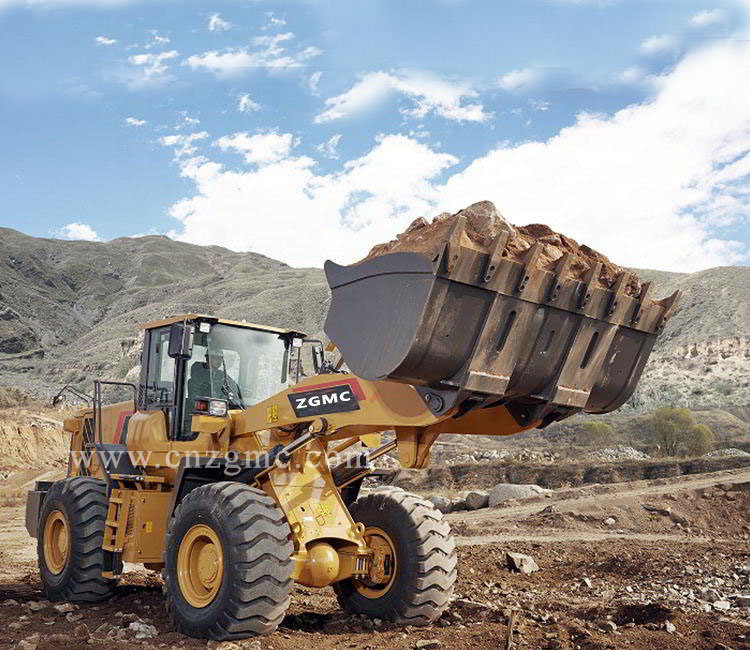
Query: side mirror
304 338 326 375
168 322 194 359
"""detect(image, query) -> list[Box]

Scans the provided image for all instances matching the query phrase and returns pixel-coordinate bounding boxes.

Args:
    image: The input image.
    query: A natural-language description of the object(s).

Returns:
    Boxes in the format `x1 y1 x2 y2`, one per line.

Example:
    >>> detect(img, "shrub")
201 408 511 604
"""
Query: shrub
647 407 715 457
578 421 615 447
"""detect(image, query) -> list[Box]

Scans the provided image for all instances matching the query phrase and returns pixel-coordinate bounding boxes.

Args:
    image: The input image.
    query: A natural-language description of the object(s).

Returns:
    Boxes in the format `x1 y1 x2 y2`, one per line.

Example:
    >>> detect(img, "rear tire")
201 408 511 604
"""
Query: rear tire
164 482 293 639
334 487 457 625
38 477 117 602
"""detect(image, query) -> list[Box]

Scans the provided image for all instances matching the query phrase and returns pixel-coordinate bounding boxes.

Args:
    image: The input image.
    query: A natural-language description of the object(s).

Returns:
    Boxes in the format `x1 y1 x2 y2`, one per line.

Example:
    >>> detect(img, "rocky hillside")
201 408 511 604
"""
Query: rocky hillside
629 266 750 411
0 227 748 412
0 227 329 398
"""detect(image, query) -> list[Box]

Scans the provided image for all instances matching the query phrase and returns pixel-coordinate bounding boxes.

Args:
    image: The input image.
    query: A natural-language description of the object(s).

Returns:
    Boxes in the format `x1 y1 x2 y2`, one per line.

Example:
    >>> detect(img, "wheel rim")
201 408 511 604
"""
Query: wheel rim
177 524 224 608
353 526 398 599
43 510 70 575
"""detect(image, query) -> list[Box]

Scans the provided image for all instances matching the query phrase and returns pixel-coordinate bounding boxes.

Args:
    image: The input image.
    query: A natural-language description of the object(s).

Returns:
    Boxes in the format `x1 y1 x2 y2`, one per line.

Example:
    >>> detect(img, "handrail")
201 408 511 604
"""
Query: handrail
93 380 137 444
51 385 93 406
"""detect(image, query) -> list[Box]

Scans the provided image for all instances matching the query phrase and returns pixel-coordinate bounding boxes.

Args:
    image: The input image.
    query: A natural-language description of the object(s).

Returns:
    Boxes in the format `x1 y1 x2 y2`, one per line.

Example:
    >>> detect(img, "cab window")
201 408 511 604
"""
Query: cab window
180 323 289 439
145 326 176 407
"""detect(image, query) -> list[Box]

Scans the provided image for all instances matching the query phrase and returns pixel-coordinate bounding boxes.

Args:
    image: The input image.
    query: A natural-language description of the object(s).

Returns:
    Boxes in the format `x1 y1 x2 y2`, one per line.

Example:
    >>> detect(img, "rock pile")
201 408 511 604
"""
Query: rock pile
443 448 559 466
585 445 649 462
427 482 550 513
704 448 750 458
364 201 644 297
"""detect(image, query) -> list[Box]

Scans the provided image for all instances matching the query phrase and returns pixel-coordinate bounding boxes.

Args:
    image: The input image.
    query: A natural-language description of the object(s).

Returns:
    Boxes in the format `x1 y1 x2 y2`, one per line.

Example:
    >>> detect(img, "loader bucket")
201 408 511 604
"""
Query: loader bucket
324 225 680 427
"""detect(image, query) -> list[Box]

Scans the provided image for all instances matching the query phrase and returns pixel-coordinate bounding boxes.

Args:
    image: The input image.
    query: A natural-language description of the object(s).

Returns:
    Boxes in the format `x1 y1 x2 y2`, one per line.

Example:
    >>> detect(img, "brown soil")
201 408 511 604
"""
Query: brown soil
364 201 643 296
0 409 68 474
1 467 749 650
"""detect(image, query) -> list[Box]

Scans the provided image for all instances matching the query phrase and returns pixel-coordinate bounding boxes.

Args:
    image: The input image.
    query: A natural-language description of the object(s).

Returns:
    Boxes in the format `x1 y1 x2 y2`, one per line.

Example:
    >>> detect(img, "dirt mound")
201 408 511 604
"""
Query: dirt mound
365 200 642 295
0 409 69 473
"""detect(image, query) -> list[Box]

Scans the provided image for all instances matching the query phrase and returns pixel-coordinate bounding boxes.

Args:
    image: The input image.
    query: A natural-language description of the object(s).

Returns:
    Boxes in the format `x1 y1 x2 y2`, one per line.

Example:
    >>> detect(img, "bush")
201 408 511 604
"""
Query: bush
647 407 715 457
578 421 615 447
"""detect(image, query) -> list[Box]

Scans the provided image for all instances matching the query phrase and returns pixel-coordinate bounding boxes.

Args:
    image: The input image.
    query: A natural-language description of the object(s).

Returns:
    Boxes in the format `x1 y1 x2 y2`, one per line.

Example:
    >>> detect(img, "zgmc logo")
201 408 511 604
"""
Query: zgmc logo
288 384 360 417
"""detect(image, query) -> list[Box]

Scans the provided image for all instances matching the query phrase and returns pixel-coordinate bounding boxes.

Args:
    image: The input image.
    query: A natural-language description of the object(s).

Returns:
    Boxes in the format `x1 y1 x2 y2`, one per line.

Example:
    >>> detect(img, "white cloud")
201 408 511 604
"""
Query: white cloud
162 41 750 272
640 34 678 56
253 32 294 52
307 70 323 96
62 81 103 101
185 32 322 78
207 13 232 32
160 131 209 158
263 12 286 29
498 67 542 93
315 70 489 124
95 36 117 46
125 50 179 89
618 65 646 85
237 93 261 113
125 116 147 126
55 223 100 241
528 99 550 112
176 111 200 128
438 41 750 272
148 30 170 47
317 134 342 159
215 131 297 166
690 8 726 28
162 133 457 266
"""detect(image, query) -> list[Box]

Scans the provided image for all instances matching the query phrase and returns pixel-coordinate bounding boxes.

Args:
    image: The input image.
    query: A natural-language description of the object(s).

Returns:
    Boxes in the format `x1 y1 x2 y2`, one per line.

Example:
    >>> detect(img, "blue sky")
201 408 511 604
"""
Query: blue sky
0 0 748 271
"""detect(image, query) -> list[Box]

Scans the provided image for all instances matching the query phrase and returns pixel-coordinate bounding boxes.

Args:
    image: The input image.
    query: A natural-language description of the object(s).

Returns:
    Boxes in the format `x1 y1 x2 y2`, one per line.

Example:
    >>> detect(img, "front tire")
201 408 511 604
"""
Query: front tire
38 477 117 602
164 482 293 640
334 487 457 625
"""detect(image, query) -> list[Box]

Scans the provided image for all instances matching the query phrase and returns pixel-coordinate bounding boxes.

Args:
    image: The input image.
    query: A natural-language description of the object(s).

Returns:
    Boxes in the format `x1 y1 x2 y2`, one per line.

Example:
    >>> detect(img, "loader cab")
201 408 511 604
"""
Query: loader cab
138 315 302 440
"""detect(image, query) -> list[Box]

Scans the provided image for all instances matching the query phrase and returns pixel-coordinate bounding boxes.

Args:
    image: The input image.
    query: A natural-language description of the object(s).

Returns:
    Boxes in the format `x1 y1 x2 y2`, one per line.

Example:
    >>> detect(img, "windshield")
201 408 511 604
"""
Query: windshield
184 323 289 411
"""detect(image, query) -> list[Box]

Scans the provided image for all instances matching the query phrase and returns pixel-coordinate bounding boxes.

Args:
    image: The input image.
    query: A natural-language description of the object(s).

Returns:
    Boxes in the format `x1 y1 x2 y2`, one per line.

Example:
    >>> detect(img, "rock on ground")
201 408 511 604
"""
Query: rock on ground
506 551 539 574
464 490 489 510
489 483 549 507
427 495 452 514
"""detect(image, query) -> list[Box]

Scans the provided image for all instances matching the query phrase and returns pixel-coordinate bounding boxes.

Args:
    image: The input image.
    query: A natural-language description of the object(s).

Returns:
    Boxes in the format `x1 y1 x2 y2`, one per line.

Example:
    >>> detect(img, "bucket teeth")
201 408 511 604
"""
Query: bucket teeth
483 230 510 284
607 271 631 316
631 281 653 324
549 253 572 302
516 242 543 294
578 262 602 309
445 214 467 272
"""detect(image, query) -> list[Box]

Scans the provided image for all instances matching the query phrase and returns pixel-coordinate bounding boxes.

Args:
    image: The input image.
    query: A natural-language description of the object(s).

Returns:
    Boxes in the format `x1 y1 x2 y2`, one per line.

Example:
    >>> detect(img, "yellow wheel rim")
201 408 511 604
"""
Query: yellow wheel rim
43 510 70 575
353 526 398 599
177 524 224 608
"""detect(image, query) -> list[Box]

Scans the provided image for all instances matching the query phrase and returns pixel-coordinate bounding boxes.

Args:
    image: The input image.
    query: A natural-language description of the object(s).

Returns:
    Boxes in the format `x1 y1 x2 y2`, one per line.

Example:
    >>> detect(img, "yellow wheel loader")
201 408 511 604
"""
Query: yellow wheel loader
25 227 679 639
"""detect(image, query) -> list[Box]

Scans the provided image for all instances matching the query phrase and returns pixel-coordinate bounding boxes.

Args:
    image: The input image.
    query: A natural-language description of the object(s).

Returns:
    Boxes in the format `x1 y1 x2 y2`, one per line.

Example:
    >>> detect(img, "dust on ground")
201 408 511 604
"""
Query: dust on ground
1 467 749 650
364 201 643 297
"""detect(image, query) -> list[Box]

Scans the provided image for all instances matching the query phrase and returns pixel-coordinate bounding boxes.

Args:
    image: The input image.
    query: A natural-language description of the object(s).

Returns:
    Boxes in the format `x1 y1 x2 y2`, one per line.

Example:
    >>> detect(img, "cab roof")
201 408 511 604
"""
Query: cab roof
140 313 304 337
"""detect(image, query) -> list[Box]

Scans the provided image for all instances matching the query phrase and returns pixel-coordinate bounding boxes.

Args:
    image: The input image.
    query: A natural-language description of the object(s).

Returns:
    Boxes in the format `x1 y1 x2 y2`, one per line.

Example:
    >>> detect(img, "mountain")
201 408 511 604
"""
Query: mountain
628 266 750 411
0 227 748 412
0 227 329 398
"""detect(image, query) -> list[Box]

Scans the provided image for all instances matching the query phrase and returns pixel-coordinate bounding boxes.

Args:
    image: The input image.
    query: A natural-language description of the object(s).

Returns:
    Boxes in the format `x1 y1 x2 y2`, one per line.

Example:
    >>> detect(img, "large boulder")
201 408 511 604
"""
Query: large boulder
489 483 549 507
464 490 489 510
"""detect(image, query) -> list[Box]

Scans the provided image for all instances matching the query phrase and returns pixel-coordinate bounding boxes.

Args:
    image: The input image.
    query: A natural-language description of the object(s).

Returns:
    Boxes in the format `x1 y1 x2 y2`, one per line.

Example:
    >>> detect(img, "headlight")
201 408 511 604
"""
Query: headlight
193 398 228 417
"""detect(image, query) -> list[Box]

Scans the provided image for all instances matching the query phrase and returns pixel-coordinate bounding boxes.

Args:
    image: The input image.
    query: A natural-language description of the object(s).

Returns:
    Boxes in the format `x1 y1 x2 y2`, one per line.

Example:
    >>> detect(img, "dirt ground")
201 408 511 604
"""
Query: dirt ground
1 467 749 650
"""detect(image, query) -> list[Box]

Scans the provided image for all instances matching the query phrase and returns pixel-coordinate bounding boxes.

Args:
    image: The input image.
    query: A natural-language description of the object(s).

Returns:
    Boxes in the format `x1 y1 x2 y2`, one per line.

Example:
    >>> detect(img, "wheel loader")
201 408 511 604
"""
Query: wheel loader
24 221 680 640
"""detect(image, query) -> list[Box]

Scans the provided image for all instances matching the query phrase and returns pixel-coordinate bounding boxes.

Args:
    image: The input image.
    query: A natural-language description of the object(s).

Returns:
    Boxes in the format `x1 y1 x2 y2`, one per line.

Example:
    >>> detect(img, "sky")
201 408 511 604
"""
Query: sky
1 0 749 272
